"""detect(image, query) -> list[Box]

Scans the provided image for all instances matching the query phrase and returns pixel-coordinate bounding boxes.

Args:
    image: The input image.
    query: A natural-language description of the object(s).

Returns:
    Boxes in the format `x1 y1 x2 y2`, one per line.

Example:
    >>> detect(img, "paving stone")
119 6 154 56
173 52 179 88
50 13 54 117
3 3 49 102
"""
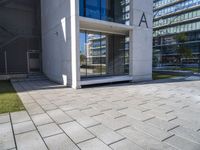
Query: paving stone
123 117 174 141
11 111 30 124
145 117 179 131
170 126 200 144
78 138 112 150
38 123 63 138
93 114 130 131
60 121 95 144
165 135 200 150
90 102 113 112
103 109 125 119
15 131 47 150
19 95 35 104
11 79 200 149
0 113 10 124
119 108 155 121
88 124 125 145
81 107 102 117
146 110 177 122
40 104 58 111
44 133 79 150
25 103 44 115
47 109 73 124
0 123 15 150
171 118 200 131
66 110 100 128
13 121 36 134
32 113 53 126
110 139 143 150
117 127 176 150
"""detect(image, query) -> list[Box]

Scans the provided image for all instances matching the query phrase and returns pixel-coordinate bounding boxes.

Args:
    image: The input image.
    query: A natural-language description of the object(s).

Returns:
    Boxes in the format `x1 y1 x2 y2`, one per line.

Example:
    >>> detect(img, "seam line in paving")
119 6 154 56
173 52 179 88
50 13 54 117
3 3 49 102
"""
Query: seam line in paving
87 102 98 106
79 107 92 111
182 105 189 109
90 113 104 117
114 115 127 119
111 100 121 102
167 125 180 132
86 123 102 129
114 125 131 132
107 137 127 146
116 107 128 111
165 110 174 114
15 129 36 136
76 137 96 144
17 83 50 150
9 113 17 150
57 120 75 125
168 116 178 122
101 108 113 112
25 109 50 150
142 109 151 112
46 117 81 149
161 134 175 142
43 132 64 139
64 108 79 112
142 116 155 122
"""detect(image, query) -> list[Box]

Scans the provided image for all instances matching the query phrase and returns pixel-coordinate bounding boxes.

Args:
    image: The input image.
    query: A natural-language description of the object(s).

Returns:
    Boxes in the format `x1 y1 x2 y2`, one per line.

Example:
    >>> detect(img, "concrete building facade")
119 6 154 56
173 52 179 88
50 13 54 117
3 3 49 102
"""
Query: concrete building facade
0 0 153 88
41 0 153 88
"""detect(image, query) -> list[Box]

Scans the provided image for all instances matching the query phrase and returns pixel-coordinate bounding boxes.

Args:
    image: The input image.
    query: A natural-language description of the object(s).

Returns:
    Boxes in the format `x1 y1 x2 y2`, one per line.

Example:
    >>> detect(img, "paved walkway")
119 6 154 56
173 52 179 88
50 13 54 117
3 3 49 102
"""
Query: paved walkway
1 78 200 150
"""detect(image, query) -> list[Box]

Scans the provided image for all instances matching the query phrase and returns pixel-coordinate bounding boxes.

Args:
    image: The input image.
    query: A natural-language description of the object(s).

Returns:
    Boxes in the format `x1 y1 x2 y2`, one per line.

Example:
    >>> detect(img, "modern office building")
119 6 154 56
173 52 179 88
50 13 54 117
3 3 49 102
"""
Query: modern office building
0 0 153 89
153 0 200 71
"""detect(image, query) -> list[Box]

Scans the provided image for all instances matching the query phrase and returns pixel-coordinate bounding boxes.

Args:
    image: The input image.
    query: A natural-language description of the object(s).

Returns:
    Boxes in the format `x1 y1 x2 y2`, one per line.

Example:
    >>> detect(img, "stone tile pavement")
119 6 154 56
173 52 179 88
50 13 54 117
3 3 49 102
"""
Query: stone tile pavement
1 79 200 150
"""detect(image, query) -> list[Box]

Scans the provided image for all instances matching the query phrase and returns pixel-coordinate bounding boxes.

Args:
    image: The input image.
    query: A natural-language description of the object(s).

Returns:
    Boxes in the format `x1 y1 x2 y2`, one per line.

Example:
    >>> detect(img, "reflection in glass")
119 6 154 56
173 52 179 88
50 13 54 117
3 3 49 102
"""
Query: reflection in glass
80 32 87 76
80 30 129 78
86 32 101 76
85 0 101 19
79 0 130 25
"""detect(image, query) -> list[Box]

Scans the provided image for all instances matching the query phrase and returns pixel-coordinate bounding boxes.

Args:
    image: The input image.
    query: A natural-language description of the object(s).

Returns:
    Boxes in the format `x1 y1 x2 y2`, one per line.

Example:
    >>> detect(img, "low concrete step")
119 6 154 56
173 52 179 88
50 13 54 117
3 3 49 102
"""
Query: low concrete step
11 74 48 82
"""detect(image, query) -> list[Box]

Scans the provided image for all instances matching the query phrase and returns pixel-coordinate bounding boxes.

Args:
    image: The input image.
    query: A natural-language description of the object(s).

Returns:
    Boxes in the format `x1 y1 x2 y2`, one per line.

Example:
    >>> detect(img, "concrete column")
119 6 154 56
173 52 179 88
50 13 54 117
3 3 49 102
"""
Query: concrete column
130 0 153 81
70 0 81 89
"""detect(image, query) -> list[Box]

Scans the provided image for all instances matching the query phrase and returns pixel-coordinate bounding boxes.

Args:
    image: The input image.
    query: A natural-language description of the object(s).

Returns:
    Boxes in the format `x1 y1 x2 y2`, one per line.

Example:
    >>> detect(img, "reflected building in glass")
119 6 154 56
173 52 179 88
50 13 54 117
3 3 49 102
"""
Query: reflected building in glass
153 0 200 72
41 0 153 88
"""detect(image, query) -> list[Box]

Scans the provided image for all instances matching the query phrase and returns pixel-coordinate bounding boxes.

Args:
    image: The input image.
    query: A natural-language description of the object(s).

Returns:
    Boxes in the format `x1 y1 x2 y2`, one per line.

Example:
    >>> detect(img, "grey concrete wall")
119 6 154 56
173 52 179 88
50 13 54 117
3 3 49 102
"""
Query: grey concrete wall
41 0 73 86
0 0 41 45
130 0 153 81
0 0 41 75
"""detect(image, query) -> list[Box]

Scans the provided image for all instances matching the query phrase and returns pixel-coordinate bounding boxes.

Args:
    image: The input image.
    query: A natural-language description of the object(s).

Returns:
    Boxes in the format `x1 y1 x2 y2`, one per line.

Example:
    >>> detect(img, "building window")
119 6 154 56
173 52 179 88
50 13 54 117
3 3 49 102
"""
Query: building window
80 30 129 78
79 0 130 25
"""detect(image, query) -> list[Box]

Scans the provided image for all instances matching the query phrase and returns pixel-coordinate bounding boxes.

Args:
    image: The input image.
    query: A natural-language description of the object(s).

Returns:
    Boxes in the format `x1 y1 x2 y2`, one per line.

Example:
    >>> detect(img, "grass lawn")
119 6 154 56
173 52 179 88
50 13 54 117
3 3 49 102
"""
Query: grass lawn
0 81 25 114
172 67 199 73
153 73 179 80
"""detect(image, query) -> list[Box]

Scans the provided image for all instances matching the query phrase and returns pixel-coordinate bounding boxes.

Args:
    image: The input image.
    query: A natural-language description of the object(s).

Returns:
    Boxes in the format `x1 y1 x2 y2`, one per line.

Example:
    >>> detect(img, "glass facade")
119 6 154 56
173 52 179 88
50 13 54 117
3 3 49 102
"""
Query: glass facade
154 0 200 18
154 9 200 28
80 31 129 78
153 0 200 73
79 0 130 25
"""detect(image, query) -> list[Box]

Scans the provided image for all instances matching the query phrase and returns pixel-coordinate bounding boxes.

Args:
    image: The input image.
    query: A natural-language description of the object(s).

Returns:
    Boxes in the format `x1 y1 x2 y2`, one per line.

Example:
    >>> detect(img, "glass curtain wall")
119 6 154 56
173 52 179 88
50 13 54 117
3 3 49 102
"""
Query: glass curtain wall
80 31 129 78
79 0 130 25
